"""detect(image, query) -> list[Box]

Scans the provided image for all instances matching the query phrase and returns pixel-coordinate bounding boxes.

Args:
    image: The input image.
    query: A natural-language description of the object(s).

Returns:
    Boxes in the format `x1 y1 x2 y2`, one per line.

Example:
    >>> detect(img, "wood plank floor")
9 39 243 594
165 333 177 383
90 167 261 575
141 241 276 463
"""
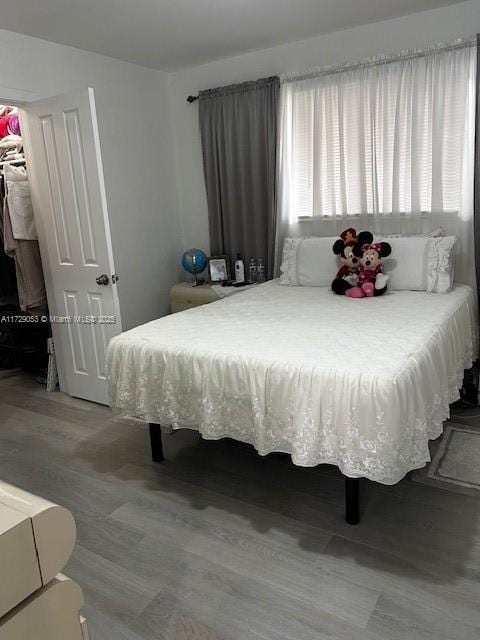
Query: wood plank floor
1 372 480 639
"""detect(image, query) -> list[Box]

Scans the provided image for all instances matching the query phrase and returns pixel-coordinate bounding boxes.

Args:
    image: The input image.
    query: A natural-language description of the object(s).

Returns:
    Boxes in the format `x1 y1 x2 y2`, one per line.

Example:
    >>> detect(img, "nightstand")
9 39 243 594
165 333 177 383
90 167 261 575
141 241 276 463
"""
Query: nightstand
170 282 219 313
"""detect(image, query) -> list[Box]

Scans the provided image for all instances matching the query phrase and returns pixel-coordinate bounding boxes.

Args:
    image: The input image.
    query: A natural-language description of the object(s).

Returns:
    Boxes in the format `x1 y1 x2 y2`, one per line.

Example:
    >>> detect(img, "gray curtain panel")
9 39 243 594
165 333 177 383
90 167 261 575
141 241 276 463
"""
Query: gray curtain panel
475 34 480 303
199 76 280 279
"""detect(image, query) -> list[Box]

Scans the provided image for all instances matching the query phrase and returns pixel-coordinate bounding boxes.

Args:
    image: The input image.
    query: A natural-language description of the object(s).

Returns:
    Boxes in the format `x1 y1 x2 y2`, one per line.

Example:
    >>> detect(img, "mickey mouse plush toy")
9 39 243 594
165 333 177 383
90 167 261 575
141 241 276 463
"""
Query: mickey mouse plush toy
331 228 375 295
345 240 392 298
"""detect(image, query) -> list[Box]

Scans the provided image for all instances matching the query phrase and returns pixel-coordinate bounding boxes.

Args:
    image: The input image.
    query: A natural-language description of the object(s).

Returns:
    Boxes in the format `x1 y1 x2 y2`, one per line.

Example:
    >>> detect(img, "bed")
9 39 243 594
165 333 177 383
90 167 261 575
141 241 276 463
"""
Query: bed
107 280 478 524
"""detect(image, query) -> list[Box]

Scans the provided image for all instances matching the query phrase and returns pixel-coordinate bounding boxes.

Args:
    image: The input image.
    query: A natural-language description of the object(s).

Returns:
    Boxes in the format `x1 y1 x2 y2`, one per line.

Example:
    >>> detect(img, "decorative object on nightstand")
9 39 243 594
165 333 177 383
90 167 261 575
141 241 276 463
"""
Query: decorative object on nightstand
256 257 266 283
234 254 245 283
248 258 257 282
207 255 230 282
181 248 207 286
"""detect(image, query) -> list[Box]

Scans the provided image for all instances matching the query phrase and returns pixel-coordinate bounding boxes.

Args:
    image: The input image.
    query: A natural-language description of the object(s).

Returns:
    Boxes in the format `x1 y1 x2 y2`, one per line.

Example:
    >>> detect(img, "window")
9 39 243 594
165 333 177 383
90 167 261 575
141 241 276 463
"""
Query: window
279 44 476 222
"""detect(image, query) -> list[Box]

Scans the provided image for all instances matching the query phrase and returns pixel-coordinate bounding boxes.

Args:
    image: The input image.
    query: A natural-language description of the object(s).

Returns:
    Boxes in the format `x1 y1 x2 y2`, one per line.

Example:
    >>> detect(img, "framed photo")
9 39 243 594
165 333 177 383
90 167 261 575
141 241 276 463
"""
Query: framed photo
208 255 229 282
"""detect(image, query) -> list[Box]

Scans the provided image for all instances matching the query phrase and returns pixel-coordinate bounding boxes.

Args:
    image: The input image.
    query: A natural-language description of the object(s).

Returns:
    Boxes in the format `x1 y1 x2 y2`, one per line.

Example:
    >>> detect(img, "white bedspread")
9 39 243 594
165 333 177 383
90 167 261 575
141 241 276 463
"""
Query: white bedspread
107 281 478 484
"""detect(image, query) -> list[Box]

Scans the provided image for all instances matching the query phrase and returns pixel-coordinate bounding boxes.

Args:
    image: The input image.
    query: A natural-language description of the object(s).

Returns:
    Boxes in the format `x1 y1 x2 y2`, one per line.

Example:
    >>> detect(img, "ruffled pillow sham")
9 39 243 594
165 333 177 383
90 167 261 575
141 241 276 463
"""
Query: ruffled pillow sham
279 234 457 292
378 235 456 293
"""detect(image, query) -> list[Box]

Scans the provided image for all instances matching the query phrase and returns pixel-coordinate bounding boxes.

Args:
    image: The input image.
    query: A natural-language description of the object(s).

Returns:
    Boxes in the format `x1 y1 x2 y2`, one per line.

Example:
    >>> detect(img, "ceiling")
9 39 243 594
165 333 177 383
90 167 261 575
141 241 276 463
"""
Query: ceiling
0 0 466 71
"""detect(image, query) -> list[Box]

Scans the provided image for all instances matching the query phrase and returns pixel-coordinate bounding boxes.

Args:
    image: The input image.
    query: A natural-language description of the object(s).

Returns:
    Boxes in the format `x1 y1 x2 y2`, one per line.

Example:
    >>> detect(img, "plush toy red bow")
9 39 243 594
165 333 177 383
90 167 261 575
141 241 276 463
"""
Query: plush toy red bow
362 242 382 253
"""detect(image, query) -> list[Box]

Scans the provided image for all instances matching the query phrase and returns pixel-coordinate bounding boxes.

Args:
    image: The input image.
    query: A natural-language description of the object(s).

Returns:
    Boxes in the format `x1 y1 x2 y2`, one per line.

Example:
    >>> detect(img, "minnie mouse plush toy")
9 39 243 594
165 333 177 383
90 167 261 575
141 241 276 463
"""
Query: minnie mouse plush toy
331 228 375 295
345 241 392 298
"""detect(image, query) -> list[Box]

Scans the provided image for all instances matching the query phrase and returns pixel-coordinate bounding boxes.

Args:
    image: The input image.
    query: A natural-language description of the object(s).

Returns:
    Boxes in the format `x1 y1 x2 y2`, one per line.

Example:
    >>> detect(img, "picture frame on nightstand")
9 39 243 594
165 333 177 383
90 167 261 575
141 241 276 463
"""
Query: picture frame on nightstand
208 255 230 282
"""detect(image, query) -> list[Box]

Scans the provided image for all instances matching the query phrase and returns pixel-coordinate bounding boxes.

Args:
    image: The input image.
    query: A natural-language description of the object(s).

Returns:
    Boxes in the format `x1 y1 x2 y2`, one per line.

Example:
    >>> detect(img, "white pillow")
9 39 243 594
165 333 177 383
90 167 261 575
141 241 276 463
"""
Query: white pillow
379 236 456 293
279 237 338 286
280 234 456 292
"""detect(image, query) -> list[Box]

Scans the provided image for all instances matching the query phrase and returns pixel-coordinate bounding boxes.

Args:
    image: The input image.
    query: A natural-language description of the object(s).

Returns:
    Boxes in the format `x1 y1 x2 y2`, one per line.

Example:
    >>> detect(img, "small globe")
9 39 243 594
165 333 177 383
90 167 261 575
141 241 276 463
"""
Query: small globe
181 248 207 275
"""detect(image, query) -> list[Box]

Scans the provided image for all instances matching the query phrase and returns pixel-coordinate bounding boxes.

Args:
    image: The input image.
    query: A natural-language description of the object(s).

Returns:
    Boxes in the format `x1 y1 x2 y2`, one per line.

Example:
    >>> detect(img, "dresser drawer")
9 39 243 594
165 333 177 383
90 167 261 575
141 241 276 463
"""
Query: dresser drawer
0 575 84 640
0 504 42 619
0 480 76 612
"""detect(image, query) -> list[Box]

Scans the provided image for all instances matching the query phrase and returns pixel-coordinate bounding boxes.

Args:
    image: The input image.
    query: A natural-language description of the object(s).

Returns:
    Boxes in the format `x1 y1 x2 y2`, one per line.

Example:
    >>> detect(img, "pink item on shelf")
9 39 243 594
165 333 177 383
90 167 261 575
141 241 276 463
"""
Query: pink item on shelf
7 113 20 136
0 116 9 138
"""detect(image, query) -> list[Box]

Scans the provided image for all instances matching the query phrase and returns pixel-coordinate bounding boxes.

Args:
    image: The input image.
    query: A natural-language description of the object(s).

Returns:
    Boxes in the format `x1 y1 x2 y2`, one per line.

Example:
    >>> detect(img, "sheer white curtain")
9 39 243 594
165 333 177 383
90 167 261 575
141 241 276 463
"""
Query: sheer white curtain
276 41 477 288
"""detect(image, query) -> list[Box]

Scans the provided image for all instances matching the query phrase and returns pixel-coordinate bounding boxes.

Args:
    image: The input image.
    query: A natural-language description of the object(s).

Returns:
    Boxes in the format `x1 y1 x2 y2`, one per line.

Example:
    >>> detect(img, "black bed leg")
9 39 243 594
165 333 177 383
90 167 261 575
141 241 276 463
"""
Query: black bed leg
149 423 164 462
345 477 360 525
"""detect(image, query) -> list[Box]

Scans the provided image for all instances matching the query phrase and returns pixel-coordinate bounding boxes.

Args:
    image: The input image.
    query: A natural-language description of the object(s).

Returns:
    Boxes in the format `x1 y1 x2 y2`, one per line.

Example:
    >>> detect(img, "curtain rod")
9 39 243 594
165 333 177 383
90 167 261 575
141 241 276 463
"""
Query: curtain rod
186 76 278 102
282 36 477 83
185 37 476 98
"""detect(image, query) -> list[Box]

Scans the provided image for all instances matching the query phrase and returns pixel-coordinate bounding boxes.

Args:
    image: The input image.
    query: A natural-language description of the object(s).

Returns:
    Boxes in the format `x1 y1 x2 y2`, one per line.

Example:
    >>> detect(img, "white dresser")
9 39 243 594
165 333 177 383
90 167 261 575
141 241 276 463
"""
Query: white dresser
0 481 87 639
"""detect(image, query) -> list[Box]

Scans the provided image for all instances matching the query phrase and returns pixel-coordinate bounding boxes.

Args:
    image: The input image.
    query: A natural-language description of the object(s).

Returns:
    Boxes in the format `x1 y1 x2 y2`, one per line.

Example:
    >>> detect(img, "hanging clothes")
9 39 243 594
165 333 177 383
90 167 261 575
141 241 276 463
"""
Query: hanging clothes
0 178 18 302
1 172 46 314
0 136 22 163
7 113 20 137
6 181 36 240
0 116 9 138
4 164 37 240
3 196 46 313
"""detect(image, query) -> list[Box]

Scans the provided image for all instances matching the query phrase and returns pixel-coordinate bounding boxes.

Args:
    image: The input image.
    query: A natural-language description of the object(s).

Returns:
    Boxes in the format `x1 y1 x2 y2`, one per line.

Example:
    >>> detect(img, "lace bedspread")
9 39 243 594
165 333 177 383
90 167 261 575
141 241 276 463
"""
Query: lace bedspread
107 281 478 484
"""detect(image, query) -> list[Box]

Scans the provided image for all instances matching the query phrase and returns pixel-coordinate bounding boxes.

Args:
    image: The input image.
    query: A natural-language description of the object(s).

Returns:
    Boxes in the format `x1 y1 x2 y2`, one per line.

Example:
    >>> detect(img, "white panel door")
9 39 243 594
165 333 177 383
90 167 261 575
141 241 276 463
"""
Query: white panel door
20 89 122 404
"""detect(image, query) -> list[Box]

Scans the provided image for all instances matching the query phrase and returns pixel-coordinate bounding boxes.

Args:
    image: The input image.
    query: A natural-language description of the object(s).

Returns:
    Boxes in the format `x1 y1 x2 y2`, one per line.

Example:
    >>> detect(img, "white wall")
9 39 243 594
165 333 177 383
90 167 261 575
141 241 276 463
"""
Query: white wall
0 28 183 329
169 0 480 253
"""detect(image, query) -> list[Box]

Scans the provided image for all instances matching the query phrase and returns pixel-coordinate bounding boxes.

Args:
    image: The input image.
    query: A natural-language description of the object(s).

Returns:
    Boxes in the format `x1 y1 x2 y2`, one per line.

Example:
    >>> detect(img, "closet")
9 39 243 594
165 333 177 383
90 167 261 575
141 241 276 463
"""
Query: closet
0 105 50 380
0 87 177 406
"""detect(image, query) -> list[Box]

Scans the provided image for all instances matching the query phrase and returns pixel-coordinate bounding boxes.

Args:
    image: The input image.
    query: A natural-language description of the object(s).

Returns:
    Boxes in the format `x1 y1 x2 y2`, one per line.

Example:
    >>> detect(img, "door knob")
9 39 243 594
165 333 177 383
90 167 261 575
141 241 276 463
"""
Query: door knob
96 274 109 285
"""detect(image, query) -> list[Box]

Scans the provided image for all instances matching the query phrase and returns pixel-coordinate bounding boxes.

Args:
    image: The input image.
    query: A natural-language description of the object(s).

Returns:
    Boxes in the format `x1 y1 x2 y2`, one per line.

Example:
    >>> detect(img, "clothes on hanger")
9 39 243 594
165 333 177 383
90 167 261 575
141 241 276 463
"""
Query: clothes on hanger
1 171 46 314
0 105 13 118
4 164 37 240
0 180 18 302
0 107 48 373
0 107 20 140
3 197 46 313
0 116 10 138
0 135 22 150
2 152 24 161
0 112 24 164
7 113 20 136
6 182 37 240
3 164 27 180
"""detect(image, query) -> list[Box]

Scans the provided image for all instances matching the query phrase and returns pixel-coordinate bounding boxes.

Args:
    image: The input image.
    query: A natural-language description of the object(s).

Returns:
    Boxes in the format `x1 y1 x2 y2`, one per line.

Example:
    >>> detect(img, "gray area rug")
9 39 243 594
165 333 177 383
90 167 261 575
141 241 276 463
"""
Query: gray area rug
412 405 480 495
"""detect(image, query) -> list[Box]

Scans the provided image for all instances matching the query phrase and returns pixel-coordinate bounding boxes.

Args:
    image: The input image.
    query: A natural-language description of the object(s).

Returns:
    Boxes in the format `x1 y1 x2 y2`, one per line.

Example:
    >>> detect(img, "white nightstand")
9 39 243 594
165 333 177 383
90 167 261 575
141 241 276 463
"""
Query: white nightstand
170 282 219 313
